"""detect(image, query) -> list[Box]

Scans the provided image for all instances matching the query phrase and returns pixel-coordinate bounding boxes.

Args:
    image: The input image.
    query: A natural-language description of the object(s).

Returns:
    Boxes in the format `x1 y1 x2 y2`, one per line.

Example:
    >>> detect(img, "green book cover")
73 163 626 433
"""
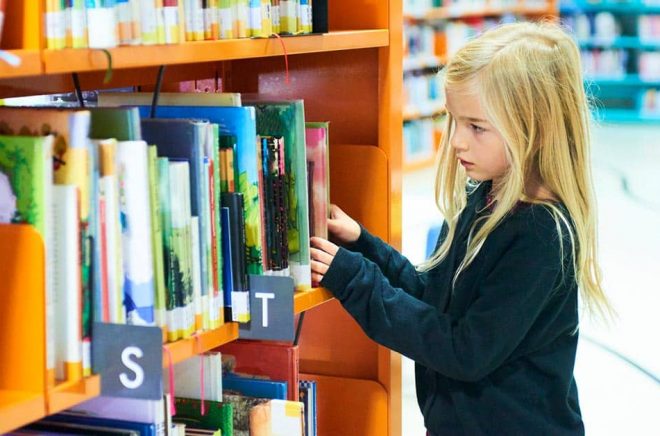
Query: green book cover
148 146 167 330
89 107 142 141
244 99 311 290
211 124 224 325
174 397 233 436
0 135 52 234
158 157 179 342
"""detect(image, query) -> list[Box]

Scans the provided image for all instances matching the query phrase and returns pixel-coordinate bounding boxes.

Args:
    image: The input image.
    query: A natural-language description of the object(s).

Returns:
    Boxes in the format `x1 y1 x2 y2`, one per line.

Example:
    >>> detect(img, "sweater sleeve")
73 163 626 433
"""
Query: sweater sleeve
341 226 429 299
320 212 566 382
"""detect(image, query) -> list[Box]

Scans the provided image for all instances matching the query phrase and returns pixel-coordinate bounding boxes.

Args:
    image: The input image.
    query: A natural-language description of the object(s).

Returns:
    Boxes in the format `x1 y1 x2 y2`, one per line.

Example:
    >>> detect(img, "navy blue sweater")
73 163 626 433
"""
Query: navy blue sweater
320 182 584 435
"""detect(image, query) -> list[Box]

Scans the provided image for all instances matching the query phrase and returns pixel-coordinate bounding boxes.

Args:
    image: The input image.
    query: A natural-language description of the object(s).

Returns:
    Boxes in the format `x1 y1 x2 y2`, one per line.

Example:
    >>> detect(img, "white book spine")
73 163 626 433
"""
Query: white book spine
52 185 82 382
191 216 203 332
101 175 124 325
117 141 155 326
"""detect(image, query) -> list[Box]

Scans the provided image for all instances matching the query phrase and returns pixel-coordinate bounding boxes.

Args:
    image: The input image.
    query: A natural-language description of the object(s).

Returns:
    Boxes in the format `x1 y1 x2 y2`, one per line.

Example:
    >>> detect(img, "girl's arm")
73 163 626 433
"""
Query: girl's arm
318 213 572 382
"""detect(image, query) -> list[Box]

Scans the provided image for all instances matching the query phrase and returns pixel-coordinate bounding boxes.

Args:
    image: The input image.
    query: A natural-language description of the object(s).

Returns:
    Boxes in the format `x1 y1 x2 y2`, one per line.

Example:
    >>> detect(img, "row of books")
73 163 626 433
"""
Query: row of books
0 91 330 389
45 0 318 50
11 341 316 436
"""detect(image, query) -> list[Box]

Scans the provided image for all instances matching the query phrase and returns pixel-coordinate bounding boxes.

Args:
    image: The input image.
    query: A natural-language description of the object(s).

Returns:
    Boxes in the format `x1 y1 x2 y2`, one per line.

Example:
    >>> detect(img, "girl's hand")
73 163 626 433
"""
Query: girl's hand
327 204 361 245
310 237 339 285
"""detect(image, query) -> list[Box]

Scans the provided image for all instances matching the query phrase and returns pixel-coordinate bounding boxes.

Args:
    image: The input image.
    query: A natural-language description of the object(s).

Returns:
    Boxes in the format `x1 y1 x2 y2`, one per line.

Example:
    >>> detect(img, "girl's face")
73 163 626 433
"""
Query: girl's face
445 86 509 182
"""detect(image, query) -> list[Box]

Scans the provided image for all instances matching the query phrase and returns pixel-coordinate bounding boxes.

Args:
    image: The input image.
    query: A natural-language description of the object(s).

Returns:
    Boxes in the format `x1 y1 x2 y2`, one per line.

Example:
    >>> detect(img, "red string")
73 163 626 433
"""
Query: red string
271 33 290 86
194 335 206 416
163 346 176 416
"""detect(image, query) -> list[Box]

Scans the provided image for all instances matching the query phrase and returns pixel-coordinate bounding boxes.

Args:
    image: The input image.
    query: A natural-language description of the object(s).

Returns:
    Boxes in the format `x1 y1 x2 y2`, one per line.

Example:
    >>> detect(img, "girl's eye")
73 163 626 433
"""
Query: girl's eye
471 124 486 133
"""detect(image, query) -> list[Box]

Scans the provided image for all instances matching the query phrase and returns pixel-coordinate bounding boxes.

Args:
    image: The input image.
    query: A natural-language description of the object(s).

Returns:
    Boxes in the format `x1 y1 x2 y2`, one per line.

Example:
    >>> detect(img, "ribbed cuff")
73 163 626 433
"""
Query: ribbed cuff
319 247 363 301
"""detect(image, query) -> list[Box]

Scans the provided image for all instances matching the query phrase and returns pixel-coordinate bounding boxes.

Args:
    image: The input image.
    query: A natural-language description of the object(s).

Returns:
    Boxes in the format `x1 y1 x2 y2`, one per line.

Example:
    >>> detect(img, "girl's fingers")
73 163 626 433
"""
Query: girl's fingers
312 272 324 284
311 259 329 275
310 247 334 267
310 237 339 256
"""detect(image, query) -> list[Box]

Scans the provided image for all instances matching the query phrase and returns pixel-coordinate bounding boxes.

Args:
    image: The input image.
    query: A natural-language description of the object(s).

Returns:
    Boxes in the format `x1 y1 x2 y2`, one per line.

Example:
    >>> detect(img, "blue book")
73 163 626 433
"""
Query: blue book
224 373 288 400
41 413 157 435
136 105 264 275
220 206 234 320
299 380 317 436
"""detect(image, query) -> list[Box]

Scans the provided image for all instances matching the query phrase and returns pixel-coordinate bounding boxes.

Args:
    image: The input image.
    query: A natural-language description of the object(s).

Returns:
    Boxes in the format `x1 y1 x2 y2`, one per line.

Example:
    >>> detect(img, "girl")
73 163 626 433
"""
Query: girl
310 22 611 435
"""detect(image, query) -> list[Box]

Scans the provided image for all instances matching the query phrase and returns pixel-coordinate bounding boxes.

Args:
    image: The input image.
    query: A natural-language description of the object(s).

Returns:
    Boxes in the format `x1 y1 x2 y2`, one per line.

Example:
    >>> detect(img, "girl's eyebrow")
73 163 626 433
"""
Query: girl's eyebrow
458 115 488 123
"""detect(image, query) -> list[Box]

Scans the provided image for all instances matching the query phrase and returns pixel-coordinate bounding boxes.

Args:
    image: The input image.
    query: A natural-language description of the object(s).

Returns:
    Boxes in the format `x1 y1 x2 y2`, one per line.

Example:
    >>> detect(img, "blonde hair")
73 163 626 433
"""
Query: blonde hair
420 21 611 318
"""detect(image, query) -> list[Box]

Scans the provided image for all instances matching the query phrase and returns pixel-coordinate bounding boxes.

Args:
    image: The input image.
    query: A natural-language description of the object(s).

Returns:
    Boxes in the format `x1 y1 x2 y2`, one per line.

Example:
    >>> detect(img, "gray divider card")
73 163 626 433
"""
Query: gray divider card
239 275 295 341
92 323 163 400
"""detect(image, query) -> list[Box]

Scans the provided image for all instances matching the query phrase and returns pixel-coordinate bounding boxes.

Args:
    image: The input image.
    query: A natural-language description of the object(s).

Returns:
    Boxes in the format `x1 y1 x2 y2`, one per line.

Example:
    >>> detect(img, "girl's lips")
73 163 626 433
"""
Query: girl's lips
459 159 474 167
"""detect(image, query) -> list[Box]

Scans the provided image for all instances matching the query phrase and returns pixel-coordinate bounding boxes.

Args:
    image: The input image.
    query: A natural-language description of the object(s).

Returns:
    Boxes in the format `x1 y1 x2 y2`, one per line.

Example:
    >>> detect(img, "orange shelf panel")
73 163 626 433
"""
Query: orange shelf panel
42 30 389 75
0 50 42 79
294 287 334 314
46 375 101 415
163 322 239 367
0 390 46 434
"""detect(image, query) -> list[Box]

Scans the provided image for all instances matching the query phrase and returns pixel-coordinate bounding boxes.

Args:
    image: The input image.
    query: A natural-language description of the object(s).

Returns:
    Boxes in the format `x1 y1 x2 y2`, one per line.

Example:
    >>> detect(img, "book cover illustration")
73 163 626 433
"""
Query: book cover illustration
243 99 311 290
305 122 329 240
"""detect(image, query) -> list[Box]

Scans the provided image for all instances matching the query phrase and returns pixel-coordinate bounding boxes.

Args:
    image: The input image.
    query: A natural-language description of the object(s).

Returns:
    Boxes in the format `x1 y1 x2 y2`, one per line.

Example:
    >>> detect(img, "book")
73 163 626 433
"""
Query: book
223 373 288 400
98 92 242 108
304 122 329 240
163 0 181 44
299 380 317 436
46 0 67 49
52 184 83 383
148 145 168 331
222 393 269 436
117 140 156 325
243 98 311 290
249 399 304 436
86 0 119 48
221 192 249 323
217 340 299 401
174 397 233 435
142 119 218 330
167 351 223 401
168 159 196 339
39 413 157 435
68 395 167 435
66 0 89 48
135 105 264 276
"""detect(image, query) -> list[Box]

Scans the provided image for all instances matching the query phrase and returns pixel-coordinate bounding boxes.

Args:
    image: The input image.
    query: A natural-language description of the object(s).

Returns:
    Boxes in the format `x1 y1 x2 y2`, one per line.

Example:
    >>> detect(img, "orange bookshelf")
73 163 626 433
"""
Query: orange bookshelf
294 287 335 314
41 30 389 75
163 323 240 367
0 0 403 434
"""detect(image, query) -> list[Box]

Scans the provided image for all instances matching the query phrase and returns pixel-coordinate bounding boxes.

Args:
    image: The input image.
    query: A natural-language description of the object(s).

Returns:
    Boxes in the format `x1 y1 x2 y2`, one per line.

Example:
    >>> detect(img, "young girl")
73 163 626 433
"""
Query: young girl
310 22 611 435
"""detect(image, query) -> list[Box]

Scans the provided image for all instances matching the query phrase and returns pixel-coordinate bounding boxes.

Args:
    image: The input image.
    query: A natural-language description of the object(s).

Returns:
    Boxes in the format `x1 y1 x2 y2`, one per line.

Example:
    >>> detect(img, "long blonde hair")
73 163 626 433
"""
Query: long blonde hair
420 21 611 318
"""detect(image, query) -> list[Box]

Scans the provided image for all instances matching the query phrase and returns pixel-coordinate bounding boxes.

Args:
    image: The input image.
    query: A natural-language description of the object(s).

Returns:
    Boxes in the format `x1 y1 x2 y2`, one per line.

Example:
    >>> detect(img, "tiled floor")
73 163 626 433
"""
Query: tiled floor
400 123 660 435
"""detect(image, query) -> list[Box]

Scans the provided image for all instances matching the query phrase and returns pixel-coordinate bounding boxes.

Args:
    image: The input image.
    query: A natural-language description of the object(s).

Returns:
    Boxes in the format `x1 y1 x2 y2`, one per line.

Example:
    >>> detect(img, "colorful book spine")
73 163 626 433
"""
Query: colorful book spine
116 0 135 45
190 216 203 331
219 0 234 39
155 0 166 44
117 140 156 326
168 160 195 338
47 0 67 49
163 0 181 43
148 146 168 332
140 0 159 45
158 157 179 341
210 124 224 326
271 0 280 34
86 0 119 48
203 0 220 40
279 0 297 34
66 0 89 48
234 0 249 38
298 0 311 34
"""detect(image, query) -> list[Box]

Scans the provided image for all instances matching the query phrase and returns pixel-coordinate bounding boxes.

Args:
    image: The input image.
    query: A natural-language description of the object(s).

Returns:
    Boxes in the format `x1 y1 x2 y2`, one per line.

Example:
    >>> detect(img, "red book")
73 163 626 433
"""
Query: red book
216 340 299 401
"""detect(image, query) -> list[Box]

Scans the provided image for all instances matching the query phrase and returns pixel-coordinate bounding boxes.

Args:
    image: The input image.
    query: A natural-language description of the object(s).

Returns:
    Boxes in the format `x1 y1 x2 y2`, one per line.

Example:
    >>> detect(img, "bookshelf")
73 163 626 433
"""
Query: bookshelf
402 0 558 171
561 0 660 122
0 1 403 435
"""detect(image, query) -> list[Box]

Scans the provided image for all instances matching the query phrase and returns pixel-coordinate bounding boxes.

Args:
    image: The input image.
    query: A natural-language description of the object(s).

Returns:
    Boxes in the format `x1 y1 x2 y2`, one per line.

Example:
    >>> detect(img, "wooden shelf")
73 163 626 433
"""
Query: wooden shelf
46 375 101 415
294 287 334 314
0 390 46 434
163 322 239 367
0 50 42 79
42 30 389 75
